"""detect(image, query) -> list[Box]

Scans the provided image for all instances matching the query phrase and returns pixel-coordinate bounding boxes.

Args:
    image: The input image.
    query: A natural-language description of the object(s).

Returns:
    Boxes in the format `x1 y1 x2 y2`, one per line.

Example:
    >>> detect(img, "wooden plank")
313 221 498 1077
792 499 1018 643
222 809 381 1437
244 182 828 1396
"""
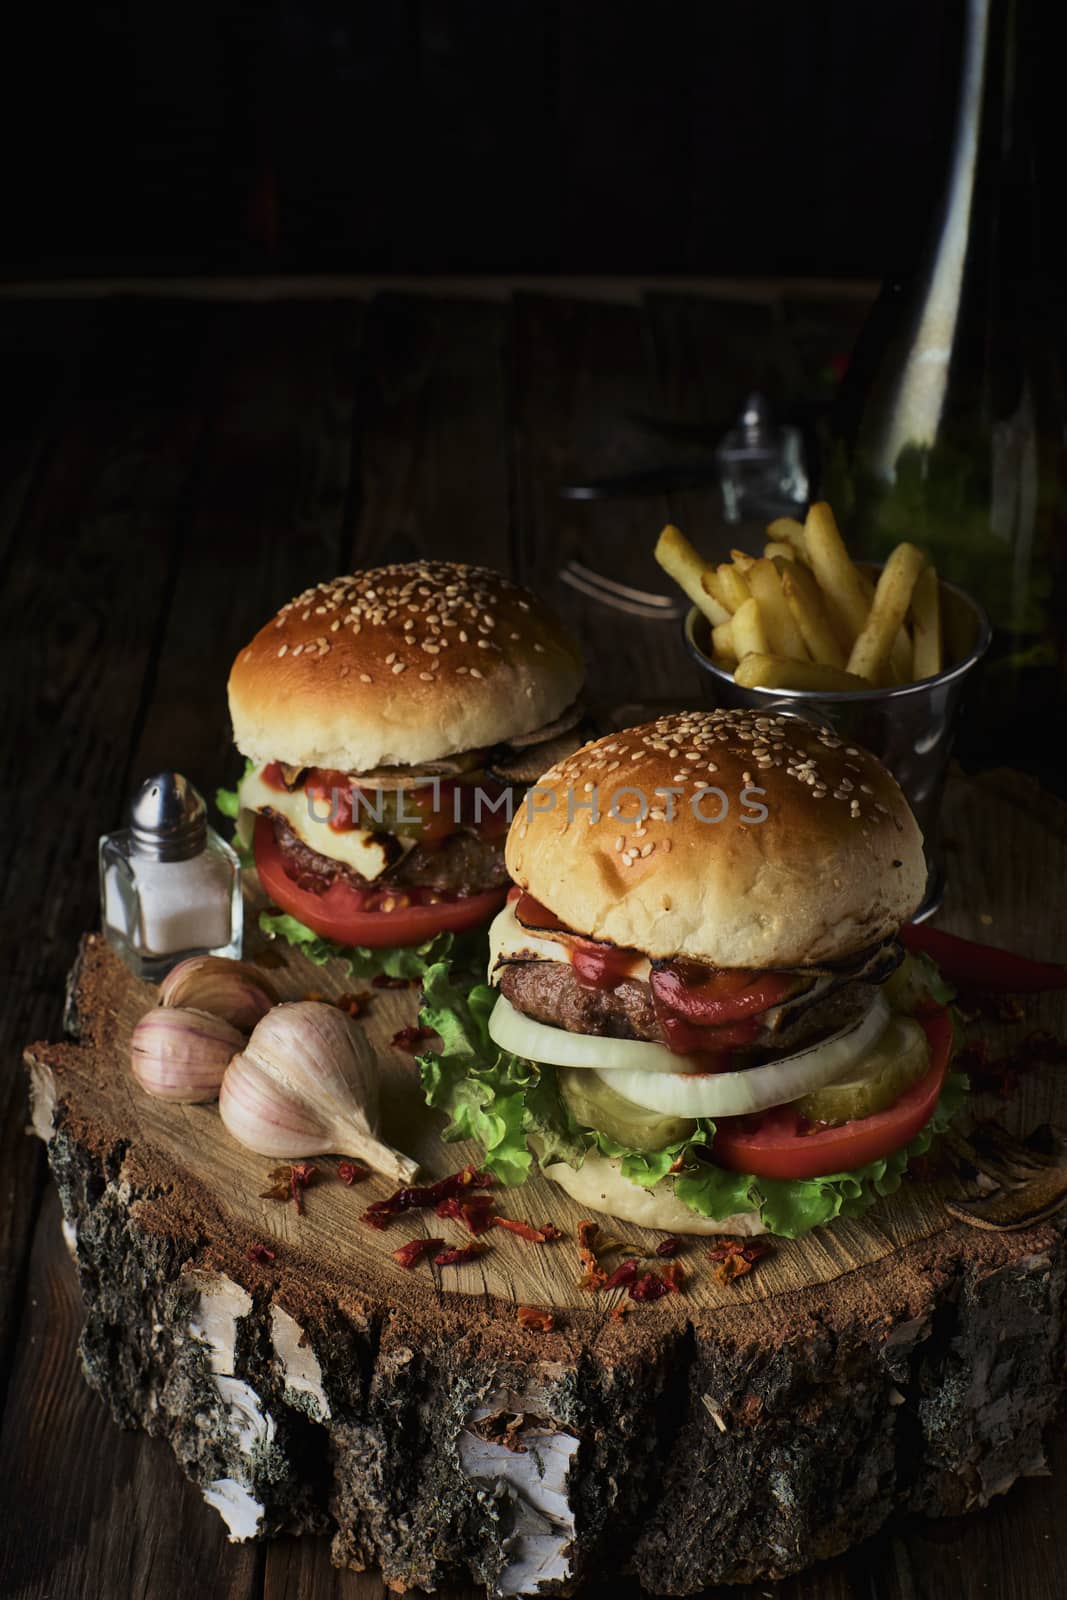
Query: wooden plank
0 1188 260 1600
0 298 367 1600
0 298 218 1400
345 293 511 571
127 298 365 789
0 300 103 571
509 291 708 721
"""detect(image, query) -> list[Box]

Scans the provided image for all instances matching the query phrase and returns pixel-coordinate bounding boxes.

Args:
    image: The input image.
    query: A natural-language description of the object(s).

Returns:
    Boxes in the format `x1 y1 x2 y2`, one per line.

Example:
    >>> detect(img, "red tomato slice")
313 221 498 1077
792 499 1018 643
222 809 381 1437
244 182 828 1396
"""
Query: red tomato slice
709 1005 954 1180
253 815 506 948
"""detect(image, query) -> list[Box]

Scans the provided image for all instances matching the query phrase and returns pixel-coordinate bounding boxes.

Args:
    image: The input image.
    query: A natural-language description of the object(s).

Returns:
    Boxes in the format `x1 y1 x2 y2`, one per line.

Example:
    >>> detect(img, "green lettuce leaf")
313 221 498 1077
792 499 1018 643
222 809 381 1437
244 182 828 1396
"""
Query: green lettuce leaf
259 911 487 985
416 954 970 1238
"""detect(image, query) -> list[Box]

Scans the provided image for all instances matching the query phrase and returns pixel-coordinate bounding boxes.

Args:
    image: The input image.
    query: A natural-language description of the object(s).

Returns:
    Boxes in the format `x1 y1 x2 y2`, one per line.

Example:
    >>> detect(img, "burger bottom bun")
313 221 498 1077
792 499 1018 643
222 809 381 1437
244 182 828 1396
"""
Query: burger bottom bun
539 1150 768 1237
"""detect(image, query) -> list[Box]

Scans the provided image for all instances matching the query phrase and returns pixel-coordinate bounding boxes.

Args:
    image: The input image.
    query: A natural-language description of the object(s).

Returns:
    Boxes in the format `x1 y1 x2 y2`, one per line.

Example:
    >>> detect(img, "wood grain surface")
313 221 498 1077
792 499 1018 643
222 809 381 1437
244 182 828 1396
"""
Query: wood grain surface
2 287 1066 1600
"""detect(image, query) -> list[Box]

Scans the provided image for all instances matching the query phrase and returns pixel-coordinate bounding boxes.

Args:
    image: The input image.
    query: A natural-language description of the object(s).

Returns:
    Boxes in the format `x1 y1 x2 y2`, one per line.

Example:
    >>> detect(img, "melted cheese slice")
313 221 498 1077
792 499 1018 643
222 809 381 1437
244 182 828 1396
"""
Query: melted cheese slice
487 900 652 984
237 766 395 881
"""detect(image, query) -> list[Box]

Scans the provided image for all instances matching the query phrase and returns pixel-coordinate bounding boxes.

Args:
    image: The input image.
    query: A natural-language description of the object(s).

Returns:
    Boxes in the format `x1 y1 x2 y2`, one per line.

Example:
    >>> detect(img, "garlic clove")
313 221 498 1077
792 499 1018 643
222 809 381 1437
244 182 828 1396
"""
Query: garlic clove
159 955 277 1033
130 1006 245 1103
219 1002 419 1183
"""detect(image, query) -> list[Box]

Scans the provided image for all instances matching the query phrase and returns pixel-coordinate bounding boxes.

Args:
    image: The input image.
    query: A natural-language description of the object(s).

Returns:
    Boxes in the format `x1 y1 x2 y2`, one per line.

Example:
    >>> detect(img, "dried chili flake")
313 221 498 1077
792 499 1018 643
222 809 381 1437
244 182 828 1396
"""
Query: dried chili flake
246 1243 276 1265
392 1237 444 1271
260 1163 318 1214
362 1165 494 1229
516 1306 556 1332
335 990 373 1018
492 1216 560 1244
708 1236 772 1284
435 1193 497 1235
302 990 324 1002
372 973 415 989
655 1237 682 1258
434 1241 488 1268
602 1258 640 1292
392 1024 437 1053
575 1218 625 1289
963 1030 1067 1099
338 1159 371 1186
630 1270 672 1302
609 1302 630 1321
660 1260 685 1292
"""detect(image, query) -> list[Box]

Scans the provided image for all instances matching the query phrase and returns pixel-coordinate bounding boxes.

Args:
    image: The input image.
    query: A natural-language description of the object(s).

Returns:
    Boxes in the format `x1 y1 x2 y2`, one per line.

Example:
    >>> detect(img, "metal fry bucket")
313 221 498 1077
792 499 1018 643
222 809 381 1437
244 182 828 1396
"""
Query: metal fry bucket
683 573 992 919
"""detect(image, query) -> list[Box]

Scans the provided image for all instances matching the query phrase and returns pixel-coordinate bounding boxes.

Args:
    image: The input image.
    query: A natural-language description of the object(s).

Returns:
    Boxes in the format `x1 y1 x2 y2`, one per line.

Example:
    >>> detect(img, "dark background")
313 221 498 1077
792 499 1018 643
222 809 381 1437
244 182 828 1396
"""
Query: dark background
3 0 1062 283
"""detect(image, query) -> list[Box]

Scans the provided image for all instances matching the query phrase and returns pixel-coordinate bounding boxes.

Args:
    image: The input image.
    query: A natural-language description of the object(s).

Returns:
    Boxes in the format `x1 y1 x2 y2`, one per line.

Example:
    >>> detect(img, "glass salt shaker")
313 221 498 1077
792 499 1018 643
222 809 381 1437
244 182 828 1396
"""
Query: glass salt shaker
99 773 243 981
715 392 809 523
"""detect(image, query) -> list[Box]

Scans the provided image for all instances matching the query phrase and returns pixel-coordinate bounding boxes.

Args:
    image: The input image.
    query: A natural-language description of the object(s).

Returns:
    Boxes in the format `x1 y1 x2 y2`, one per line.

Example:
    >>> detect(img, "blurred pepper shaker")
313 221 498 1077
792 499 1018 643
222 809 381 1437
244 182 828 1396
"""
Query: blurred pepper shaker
99 773 243 981
715 392 809 523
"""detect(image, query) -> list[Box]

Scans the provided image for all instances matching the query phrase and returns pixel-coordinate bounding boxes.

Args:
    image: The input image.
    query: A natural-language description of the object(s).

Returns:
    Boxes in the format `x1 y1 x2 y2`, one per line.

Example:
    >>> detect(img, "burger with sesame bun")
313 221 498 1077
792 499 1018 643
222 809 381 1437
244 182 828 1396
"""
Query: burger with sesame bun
220 562 586 971
419 710 964 1238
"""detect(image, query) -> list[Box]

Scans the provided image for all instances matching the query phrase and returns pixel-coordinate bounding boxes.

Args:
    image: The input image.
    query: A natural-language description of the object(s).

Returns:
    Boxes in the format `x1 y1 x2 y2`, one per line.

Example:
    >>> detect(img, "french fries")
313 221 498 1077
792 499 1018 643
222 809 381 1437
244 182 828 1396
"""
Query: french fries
746 559 808 660
803 501 871 648
717 562 751 612
731 597 768 659
780 564 846 668
733 654 872 693
711 620 736 665
910 562 942 679
654 503 949 696
765 516 810 563
654 525 730 627
847 542 925 682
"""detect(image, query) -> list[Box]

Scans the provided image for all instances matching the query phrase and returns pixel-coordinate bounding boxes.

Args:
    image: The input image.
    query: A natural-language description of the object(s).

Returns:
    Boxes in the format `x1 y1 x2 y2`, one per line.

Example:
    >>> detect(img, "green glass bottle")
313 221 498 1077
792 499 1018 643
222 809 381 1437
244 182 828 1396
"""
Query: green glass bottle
824 0 1066 767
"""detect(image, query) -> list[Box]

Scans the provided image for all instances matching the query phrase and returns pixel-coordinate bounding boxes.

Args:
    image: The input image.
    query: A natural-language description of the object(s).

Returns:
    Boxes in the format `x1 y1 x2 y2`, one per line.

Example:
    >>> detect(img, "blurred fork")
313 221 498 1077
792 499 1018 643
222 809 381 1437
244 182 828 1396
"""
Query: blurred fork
559 560 685 620
942 1122 1067 1231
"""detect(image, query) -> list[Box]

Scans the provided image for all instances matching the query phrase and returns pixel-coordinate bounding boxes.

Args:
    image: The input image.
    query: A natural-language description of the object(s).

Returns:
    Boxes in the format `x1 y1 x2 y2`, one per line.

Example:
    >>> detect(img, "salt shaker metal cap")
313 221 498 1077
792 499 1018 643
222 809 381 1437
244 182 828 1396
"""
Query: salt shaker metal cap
130 773 209 861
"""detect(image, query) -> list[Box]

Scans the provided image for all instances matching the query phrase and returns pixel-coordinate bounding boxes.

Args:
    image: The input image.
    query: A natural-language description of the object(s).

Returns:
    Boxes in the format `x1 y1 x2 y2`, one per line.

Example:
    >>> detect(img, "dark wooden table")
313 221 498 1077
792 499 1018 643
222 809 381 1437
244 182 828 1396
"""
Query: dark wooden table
1 282 1063 1600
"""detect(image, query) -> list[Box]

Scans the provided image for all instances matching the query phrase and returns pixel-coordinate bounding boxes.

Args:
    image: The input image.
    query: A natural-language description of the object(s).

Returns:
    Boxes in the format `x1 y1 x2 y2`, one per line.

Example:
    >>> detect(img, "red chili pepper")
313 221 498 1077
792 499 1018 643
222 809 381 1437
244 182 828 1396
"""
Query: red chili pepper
363 1166 494 1229
655 1237 681 1257
392 1024 438 1053
516 1305 555 1331
492 1216 557 1243
435 1194 497 1235
602 1258 640 1291
630 1271 672 1302
392 1237 444 1270
338 1159 370 1186
372 973 415 989
902 924 1067 993
247 1243 276 1265
434 1241 487 1268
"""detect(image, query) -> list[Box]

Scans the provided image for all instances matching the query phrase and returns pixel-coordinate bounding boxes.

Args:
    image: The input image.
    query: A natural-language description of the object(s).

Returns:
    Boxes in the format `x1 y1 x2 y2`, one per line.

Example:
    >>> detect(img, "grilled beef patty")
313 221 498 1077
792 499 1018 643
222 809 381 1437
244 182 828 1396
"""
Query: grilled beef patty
268 814 508 896
497 940 900 1057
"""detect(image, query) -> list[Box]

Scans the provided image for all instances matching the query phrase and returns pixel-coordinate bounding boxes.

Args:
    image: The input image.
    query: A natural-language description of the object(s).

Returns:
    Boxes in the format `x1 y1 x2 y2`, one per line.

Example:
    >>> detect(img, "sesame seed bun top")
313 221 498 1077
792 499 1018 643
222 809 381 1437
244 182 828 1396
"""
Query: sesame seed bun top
504 709 925 969
228 561 584 773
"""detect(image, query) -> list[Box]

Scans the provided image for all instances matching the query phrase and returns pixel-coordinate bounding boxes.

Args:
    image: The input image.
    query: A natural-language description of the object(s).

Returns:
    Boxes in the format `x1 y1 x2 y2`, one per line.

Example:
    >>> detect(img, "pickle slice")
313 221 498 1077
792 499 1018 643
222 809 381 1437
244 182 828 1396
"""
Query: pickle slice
883 954 933 1015
794 1016 930 1126
558 1066 696 1153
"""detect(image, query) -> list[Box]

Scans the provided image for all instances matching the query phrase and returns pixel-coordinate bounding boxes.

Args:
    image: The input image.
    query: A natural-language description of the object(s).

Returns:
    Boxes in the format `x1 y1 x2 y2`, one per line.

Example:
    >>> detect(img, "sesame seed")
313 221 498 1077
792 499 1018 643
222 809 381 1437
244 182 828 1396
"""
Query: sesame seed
419 671 433 681
360 672 372 683
615 835 625 851
291 644 304 657
277 644 288 657
385 651 396 664
470 667 483 679
640 843 654 857
392 661 406 674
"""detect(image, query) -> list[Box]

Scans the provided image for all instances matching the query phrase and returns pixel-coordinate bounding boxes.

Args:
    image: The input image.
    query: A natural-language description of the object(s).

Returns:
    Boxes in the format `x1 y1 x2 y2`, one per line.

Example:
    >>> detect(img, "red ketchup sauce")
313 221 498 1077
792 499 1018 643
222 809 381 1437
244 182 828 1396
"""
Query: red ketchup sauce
514 892 798 1069
270 766 512 842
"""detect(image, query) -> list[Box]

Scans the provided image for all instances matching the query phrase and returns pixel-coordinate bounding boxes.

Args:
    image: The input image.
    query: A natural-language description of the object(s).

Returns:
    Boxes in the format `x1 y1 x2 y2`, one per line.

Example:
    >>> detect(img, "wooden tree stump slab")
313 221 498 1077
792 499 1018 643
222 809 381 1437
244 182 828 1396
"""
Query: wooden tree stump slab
22 769 1067 1595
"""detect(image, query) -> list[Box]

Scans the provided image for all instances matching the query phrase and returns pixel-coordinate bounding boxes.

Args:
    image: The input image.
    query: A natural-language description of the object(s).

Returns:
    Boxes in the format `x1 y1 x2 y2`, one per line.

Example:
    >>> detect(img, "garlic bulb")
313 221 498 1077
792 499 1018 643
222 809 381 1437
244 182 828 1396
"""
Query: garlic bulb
131 1007 245 1102
219 1002 418 1183
159 955 277 1033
